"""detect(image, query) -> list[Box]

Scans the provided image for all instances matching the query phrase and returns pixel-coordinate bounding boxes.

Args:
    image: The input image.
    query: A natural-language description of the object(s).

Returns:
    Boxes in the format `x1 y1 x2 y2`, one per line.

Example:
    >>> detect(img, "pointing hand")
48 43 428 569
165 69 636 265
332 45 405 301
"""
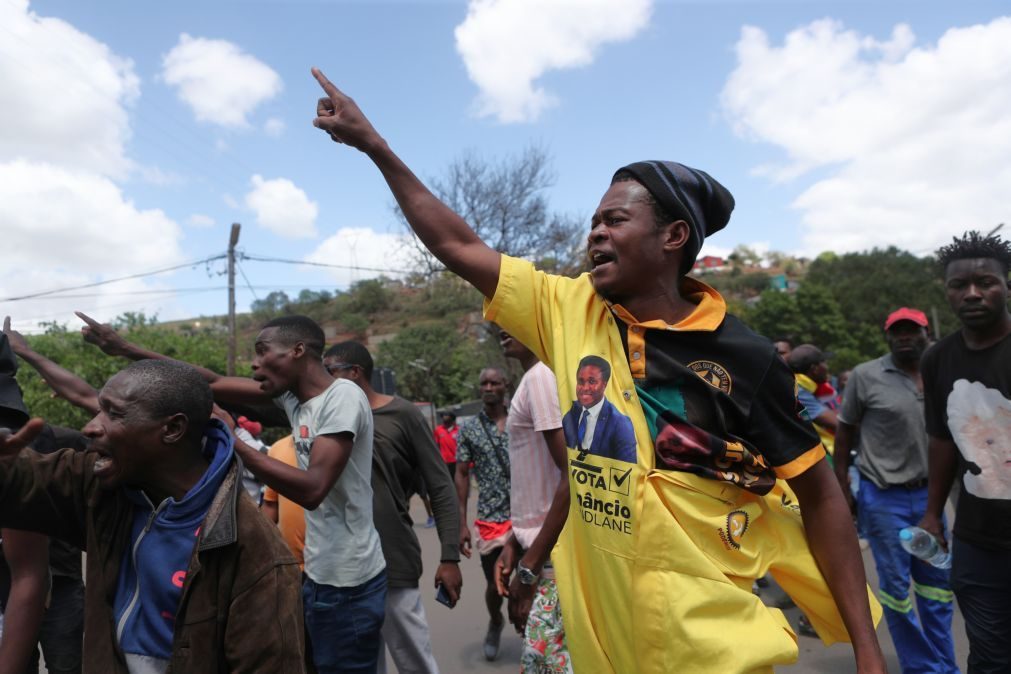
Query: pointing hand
76 311 129 357
311 67 382 152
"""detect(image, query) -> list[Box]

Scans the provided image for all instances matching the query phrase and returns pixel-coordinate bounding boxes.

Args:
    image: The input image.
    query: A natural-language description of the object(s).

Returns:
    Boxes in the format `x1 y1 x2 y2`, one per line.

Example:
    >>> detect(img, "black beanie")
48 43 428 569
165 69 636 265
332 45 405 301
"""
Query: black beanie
613 161 734 275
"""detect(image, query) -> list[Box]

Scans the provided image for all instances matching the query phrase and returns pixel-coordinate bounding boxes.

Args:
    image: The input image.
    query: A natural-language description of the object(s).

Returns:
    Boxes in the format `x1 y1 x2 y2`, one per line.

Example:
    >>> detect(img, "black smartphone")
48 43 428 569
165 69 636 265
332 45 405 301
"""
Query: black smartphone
435 583 454 609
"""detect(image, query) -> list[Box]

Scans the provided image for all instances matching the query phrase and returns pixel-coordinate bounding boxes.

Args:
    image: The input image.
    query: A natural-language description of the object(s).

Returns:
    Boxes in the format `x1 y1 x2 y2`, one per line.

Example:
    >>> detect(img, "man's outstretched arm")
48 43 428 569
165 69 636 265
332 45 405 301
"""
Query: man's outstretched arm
310 68 501 298
789 460 885 673
3 318 99 414
75 311 269 406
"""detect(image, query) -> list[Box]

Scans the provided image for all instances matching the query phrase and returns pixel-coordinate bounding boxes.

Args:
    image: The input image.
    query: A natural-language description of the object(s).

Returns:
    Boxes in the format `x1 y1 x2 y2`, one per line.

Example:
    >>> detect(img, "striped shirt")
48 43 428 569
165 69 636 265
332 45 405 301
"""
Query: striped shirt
507 361 564 549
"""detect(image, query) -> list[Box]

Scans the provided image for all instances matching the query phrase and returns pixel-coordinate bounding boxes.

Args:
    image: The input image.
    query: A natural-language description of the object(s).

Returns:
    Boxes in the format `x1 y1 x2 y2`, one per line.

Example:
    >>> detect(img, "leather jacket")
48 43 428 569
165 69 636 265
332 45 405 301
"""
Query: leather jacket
0 447 305 673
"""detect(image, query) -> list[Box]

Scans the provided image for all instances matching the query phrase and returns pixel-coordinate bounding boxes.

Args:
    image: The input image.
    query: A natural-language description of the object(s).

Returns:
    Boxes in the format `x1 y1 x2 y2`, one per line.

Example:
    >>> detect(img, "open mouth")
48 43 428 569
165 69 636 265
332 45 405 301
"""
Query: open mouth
590 251 615 270
93 454 115 476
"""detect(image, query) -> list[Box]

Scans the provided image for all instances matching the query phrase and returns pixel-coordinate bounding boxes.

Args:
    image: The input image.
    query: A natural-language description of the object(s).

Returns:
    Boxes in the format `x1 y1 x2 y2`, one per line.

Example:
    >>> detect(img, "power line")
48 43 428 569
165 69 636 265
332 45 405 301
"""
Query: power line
240 252 430 275
3 283 349 302
236 260 259 301
9 287 220 327
0 254 226 302
12 286 225 300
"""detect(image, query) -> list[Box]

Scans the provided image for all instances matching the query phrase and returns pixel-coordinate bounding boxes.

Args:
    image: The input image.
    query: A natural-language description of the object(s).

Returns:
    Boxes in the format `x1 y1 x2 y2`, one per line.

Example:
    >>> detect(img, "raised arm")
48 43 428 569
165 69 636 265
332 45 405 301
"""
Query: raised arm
310 68 501 298
4 317 99 415
75 311 269 406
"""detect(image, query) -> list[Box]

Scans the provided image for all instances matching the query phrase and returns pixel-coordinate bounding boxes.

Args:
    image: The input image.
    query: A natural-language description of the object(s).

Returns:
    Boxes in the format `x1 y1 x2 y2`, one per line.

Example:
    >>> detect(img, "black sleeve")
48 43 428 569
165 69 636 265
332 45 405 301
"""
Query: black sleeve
745 356 823 470
921 345 952 439
404 404 460 562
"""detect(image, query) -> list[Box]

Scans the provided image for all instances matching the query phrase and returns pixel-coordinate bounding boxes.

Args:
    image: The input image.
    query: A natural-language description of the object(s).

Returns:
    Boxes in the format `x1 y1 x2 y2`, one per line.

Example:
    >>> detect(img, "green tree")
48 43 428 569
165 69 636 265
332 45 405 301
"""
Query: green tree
344 278 393 315
741 247 948 370
377 323 498 406
250 291 292 320
397 145 585 277
803 247 949 338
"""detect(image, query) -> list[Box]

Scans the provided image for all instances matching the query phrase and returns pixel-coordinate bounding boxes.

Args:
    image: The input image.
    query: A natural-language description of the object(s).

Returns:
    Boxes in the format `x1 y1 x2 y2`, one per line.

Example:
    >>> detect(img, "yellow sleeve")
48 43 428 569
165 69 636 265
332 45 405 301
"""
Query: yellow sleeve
483 255 592 372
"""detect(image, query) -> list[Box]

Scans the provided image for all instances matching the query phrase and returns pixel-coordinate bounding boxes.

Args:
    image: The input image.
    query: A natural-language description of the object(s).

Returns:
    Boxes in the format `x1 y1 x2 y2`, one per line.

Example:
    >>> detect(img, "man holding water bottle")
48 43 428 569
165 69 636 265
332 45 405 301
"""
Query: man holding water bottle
920 231 1011 673
834 307 958 673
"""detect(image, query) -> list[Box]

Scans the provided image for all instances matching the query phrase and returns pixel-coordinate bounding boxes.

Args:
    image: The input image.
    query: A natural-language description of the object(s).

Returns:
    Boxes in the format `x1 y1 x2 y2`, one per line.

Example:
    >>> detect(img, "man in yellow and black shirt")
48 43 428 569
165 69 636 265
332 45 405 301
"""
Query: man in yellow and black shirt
309 68 884 674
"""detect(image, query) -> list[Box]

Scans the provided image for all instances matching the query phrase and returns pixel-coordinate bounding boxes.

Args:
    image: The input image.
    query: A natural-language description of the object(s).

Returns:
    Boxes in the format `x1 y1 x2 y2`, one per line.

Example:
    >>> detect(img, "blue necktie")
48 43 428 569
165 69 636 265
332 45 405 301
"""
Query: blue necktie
577 409 589 448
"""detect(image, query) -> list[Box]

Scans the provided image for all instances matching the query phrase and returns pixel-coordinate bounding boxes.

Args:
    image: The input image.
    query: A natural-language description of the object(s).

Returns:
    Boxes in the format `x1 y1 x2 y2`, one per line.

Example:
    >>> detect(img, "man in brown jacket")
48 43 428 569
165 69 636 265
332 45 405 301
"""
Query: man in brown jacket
0 358 305 674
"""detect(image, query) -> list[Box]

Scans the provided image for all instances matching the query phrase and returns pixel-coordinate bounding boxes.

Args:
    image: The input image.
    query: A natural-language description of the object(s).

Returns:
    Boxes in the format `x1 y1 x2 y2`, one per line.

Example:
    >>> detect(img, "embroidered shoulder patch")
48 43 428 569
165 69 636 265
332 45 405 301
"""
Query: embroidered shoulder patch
687 360 732 394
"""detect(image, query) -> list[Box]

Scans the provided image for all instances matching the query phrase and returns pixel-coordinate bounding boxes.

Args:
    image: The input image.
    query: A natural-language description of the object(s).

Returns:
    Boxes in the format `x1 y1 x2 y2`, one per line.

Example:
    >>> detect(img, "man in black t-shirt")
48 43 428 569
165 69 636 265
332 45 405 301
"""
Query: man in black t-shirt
919 231 1011 672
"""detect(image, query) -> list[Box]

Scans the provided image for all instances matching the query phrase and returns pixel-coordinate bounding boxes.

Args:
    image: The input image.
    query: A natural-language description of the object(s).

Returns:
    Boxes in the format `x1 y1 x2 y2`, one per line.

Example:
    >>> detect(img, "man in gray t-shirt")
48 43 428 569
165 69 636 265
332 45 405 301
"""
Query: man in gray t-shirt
154 315 387 674
833 308 956 673
277 379 385 588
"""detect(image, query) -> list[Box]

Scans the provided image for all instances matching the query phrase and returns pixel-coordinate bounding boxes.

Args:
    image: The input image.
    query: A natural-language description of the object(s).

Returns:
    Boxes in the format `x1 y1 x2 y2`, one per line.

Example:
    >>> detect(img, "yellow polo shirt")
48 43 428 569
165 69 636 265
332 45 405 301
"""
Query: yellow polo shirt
485 255 880 673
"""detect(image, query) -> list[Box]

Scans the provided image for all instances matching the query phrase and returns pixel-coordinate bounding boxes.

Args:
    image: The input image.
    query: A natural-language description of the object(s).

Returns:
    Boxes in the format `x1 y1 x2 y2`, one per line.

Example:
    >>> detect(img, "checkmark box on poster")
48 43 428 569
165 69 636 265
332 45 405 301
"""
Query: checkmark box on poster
609 466 632 495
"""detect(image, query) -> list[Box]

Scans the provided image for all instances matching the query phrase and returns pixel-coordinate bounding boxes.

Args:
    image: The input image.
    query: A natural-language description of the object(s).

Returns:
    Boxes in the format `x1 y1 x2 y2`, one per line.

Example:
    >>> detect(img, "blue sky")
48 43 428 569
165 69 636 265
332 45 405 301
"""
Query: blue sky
3 0 1009 331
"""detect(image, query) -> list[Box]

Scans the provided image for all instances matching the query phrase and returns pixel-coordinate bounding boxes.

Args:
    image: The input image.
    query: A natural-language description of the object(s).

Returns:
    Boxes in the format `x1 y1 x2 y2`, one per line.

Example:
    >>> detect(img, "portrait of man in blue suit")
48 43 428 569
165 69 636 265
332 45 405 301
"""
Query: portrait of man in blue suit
563 355 637 463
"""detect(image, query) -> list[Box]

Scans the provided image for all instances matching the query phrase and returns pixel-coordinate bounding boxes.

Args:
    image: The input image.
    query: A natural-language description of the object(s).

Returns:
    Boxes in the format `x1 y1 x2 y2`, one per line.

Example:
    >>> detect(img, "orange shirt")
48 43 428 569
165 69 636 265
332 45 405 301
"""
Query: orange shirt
262 436 305 569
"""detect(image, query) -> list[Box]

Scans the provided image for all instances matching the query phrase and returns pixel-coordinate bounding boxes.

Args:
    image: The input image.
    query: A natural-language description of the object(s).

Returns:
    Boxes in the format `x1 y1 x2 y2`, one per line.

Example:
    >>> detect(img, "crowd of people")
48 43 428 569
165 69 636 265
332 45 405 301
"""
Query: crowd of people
0 67 1008 674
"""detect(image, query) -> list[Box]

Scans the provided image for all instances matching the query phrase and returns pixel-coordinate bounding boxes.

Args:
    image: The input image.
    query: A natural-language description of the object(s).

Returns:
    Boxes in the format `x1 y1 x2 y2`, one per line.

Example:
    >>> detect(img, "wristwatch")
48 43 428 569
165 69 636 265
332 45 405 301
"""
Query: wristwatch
516 561 538 585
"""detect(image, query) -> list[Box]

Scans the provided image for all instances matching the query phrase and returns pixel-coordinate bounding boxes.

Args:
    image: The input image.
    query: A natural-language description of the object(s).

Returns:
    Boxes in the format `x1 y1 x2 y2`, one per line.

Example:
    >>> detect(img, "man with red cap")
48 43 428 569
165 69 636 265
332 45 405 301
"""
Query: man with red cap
834 307 957 672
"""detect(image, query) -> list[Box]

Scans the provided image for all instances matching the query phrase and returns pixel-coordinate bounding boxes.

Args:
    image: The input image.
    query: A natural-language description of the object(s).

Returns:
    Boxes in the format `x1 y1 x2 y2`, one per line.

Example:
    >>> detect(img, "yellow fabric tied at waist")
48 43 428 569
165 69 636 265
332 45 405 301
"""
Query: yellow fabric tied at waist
555 468 883 674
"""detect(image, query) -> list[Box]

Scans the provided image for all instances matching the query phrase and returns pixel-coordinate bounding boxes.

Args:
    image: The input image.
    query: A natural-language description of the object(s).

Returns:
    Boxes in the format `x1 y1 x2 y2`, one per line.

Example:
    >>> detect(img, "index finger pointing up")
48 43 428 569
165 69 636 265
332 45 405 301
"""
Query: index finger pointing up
74 310 101 328
311 67 342 100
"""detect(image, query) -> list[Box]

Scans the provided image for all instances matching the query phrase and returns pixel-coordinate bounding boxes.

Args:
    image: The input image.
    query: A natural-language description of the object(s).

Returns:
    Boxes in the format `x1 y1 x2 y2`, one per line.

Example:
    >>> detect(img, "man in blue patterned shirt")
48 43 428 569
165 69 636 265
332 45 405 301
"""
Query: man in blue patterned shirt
455 366 511 660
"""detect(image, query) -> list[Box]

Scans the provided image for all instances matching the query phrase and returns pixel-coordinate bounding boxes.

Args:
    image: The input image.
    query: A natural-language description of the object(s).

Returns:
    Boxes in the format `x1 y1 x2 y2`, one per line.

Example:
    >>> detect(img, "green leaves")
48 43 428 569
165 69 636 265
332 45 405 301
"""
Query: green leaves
742 247 948 370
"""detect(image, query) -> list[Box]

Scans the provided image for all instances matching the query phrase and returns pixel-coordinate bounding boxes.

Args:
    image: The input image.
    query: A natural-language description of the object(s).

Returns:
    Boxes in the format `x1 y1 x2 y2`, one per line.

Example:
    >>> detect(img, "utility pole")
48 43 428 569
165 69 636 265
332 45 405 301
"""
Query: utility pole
227 223 241 376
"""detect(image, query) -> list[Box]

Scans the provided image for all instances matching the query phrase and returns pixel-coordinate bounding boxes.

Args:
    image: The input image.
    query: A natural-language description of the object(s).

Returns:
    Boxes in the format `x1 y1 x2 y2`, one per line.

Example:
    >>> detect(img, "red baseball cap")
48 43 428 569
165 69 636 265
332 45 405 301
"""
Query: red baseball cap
884 307 928 331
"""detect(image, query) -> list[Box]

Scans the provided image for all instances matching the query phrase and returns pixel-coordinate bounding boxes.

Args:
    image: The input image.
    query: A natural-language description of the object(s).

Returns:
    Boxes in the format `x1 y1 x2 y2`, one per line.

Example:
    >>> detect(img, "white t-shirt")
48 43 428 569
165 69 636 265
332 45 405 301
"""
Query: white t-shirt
507 362 564 549
276 379 385 587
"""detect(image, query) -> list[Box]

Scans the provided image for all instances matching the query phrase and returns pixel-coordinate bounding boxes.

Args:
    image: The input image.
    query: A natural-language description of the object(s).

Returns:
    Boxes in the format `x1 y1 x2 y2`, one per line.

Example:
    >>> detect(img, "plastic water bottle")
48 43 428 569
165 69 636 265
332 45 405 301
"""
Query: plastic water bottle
898 527 951 569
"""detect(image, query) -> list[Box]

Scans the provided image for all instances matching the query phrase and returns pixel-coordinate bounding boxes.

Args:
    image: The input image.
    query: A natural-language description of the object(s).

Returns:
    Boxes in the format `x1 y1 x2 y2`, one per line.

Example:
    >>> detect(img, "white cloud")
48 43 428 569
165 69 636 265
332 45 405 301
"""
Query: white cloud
162 34 282 127
137 165 184 186
721 18 1011 255
245 174 318 238
0 3 192 330
264 117 286 137
0 0 139 178
455 0 652 123
187 213 216 228
0 160 185 329
305 228 415 287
